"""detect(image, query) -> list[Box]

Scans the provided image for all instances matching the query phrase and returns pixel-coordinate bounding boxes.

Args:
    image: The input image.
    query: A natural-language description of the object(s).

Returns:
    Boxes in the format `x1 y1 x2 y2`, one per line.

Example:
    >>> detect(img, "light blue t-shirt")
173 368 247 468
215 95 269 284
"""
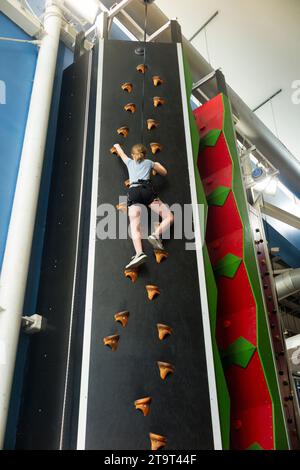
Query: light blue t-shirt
126 158 154 185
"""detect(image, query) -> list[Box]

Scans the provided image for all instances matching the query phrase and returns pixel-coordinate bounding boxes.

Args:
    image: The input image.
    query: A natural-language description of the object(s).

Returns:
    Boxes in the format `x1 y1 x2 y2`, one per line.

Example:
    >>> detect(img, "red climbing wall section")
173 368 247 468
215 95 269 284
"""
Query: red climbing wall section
193 93 289 450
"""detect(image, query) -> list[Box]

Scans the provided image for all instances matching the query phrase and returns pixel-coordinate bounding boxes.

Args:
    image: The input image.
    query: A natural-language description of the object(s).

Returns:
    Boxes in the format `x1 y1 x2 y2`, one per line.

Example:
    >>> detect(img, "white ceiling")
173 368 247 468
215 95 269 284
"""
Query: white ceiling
156 0 300 162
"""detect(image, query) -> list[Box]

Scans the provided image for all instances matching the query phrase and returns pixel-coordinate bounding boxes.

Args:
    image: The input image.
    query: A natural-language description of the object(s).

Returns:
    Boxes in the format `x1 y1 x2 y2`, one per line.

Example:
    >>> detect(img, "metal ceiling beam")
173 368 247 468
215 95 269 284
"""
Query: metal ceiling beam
146 20 170 42
107 0 134 18
261 201 300 230
0 0 41 36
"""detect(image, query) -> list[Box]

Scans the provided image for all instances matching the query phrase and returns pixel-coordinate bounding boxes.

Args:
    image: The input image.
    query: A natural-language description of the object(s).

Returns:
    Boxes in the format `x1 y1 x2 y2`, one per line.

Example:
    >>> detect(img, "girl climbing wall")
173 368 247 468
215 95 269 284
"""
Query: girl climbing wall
114 143 174 269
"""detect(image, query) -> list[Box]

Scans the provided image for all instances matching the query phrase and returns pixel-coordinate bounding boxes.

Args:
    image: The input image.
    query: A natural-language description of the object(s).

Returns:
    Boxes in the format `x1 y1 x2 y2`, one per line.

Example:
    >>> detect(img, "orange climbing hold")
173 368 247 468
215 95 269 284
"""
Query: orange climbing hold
114 311 129 328
152 75 164 87
121 82 133 93
110 145 120 155
157 361 174 380
149 433 167 451
154 249 168 264
134 397 152 417
136 64 147 74
157 324 173 341
147 119 159 130
125 268 139 283
153 96 166 107
116 203 127 213
150 142 163 155
124 103 136 114
103 334 120 352
117 126 129 137
145 285 160 300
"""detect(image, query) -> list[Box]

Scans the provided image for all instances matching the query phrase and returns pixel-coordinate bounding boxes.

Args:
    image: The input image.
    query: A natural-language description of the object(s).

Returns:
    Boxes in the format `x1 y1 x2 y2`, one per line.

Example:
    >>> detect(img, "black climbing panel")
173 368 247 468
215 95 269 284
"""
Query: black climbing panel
83 40 214 450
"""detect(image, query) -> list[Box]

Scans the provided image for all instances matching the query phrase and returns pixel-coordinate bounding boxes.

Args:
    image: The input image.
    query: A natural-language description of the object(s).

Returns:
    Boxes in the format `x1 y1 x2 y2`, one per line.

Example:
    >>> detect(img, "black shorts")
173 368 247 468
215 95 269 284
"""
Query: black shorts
127 182 158 207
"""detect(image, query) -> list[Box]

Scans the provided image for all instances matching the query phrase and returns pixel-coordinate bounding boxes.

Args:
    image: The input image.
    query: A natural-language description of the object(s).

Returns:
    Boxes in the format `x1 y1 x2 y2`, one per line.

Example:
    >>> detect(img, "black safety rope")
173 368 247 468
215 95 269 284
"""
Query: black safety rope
140 1 148 144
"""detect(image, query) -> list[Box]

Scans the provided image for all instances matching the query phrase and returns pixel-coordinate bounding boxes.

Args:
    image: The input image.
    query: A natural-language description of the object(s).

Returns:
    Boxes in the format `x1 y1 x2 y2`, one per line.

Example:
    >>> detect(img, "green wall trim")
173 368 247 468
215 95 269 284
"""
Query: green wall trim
182 51 231 450
221 94 288 449
207 186 231 207
221 337 256 369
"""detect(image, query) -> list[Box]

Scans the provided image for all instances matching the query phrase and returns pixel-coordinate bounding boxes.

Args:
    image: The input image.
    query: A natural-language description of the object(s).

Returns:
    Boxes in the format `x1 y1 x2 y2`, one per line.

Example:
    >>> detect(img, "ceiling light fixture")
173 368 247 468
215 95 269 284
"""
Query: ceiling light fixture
251 166 279 196
63 0 101 24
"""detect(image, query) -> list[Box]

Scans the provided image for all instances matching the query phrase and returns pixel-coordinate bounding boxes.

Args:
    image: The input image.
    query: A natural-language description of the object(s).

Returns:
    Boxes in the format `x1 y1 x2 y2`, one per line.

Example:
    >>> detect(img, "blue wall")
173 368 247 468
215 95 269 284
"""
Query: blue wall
0 12 73 449
0 12 37 267
263 186 300 268
264 221 300 269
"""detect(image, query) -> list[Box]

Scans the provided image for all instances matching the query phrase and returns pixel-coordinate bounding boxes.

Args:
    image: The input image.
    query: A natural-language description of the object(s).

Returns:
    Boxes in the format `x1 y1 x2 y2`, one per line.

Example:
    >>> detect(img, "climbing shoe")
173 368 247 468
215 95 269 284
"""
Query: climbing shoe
125 252 147 269
148 233 164 251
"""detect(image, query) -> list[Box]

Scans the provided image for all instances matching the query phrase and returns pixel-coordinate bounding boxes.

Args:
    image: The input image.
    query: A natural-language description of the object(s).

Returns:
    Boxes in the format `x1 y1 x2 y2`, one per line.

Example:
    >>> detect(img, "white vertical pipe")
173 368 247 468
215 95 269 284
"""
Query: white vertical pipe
0 0 63 448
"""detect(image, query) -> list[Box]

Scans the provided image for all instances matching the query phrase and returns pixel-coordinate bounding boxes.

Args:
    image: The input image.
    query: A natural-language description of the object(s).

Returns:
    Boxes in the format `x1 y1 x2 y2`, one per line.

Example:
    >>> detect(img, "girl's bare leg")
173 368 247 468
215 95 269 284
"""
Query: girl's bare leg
148 199 174 238
128 205 143 254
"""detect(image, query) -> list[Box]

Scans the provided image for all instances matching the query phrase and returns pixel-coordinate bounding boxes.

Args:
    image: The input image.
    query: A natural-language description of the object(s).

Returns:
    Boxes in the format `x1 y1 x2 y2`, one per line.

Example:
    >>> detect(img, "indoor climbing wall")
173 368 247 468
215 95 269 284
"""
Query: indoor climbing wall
77 39 216 450
192 93 289 449
15 38 219 450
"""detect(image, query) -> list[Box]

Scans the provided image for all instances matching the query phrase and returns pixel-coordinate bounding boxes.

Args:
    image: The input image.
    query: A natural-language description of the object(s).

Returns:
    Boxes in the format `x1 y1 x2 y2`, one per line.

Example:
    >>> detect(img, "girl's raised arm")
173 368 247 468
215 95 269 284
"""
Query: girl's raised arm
114 143 130 165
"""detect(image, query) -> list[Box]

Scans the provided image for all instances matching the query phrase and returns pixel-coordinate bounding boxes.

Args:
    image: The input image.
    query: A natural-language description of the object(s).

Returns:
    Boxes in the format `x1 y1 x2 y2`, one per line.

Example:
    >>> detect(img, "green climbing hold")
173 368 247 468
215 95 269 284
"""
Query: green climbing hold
207 186 231 207
200 129 222 148
213 253 242 278
247 442 264 450
222 337 256 368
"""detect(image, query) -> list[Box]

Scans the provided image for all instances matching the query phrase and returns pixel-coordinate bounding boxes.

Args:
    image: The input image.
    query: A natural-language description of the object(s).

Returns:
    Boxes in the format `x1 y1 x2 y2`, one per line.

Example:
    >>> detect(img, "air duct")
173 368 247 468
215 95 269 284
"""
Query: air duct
275 269 300 301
